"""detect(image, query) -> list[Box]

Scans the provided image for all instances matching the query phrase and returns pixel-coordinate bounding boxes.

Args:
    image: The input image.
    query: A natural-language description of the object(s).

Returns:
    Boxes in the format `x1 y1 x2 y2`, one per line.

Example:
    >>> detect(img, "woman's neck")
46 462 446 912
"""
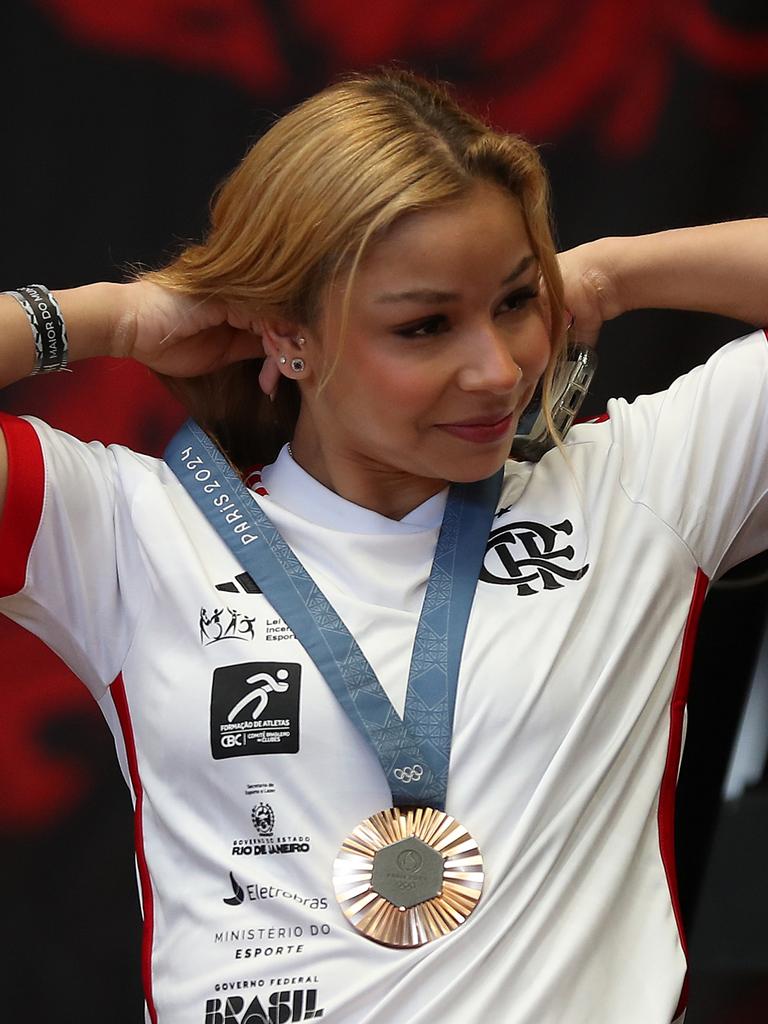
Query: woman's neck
288 431 447 521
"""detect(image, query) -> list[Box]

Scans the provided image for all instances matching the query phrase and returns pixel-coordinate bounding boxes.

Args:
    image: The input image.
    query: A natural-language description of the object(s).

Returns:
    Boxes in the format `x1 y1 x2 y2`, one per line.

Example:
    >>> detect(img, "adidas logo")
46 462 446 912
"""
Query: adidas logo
216 571 262 596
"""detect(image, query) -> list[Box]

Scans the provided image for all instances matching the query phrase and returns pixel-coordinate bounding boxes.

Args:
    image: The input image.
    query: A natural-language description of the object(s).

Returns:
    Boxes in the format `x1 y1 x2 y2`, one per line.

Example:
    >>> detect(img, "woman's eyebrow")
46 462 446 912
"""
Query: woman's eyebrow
374 253 538 304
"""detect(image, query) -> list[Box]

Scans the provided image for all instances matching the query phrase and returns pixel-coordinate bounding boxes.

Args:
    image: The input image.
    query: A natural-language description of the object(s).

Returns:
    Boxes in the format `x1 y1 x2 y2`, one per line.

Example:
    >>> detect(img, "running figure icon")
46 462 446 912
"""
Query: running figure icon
227 668 290 723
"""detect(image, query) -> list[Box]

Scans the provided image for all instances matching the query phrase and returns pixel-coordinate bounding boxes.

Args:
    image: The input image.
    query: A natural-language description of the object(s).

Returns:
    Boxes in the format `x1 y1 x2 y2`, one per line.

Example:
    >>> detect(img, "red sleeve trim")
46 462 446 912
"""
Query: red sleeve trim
243 463 269 496
111 674 158 1024
0 413 45 596
658 567 709 1022
573 411 610 425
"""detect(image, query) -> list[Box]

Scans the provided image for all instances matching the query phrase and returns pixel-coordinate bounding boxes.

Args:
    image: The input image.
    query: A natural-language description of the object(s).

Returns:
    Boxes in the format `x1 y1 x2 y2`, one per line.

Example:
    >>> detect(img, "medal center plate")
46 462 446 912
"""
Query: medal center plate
370 836 443 909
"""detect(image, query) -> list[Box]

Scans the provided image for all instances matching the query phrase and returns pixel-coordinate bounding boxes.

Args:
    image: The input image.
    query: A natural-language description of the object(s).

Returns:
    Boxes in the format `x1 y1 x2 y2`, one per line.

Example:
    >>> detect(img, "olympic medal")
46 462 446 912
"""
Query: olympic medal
333 806 484 947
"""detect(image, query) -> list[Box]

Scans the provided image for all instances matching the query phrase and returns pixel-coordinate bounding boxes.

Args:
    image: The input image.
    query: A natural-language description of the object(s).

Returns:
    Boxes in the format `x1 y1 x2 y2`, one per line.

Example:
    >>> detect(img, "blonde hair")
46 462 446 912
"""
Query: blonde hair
146 68 567 470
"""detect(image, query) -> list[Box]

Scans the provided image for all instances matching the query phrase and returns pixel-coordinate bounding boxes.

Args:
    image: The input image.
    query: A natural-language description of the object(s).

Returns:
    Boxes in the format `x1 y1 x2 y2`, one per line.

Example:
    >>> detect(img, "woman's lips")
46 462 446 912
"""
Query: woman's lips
437 411 515 444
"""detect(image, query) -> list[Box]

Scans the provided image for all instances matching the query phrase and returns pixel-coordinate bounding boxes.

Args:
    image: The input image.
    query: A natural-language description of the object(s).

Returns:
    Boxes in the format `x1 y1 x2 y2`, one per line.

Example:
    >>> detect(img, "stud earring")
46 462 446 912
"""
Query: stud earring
291 358 305 373
279 356 287 365
295 335 306 347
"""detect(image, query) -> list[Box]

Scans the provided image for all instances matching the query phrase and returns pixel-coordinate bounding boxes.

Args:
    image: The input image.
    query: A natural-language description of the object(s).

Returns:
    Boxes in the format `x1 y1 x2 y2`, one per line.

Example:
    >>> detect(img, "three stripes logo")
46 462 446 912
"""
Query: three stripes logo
216 571 262 596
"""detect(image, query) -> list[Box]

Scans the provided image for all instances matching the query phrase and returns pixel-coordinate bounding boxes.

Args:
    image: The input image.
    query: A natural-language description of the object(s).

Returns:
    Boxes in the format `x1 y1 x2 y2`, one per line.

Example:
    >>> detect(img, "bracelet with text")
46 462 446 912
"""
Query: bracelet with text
3 284 69 373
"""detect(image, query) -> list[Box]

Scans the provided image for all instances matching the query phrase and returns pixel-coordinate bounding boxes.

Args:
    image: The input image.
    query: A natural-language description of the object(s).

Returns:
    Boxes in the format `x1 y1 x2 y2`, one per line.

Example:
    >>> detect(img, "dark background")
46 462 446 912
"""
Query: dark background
2 1 768 1020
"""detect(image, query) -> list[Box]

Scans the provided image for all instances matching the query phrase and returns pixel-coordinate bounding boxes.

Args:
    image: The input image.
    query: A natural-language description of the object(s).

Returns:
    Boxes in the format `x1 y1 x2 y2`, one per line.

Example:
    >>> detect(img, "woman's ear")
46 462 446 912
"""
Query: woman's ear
258 319 304 364
257 319 311 395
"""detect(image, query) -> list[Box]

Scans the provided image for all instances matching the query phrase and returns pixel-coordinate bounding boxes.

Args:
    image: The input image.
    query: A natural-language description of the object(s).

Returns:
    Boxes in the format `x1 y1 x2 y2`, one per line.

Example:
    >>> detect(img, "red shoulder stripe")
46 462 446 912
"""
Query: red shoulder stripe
658 567 709 1022
0 414 45 596
111 674 158 1024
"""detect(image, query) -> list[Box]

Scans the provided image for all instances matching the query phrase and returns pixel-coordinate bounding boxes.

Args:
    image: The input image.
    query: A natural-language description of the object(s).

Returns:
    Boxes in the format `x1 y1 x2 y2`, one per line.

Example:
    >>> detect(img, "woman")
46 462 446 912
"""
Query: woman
1 69 767 1024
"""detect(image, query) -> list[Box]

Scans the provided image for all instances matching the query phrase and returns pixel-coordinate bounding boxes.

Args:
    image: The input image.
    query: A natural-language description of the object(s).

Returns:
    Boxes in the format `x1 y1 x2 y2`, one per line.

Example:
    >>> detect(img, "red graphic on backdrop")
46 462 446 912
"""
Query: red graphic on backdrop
36 0 288 93
36 0 768 155
0 617 97 832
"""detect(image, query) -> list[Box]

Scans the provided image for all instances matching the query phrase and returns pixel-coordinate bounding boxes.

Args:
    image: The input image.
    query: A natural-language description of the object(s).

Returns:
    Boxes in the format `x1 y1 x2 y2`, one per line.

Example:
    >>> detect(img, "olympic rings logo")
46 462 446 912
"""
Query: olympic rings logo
393 764 424 783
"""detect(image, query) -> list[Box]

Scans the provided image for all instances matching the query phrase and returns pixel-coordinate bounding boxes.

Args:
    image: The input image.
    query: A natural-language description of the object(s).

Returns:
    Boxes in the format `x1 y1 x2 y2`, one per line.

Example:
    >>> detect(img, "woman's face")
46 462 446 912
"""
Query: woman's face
299 181 551 488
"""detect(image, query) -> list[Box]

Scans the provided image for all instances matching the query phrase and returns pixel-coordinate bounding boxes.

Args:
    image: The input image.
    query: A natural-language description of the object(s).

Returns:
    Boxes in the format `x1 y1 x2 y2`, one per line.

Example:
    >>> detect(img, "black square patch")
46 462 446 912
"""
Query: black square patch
210 662 301 759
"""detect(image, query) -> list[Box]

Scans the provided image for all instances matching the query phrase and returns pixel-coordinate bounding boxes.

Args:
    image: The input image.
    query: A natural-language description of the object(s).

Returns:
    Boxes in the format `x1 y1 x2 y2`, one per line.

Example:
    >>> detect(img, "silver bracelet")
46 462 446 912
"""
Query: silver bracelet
3 284 69 374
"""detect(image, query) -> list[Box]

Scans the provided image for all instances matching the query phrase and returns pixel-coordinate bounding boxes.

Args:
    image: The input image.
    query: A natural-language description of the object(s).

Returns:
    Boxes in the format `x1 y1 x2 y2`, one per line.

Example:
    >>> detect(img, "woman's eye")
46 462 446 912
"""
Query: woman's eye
394 315 447 338
393 289 539 338
497 288 539 314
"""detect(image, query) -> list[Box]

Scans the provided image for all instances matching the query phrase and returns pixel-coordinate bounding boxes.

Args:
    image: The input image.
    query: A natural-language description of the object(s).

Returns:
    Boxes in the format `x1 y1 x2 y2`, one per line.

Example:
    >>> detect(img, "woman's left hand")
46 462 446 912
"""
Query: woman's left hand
557 239 624 348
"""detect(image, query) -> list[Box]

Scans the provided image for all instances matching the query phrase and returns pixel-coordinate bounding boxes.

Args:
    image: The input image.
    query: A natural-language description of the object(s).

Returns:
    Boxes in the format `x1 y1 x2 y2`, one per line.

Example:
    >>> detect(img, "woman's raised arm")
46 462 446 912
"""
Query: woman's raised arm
0 283 122 389
559 218 768 346
0 280 265 517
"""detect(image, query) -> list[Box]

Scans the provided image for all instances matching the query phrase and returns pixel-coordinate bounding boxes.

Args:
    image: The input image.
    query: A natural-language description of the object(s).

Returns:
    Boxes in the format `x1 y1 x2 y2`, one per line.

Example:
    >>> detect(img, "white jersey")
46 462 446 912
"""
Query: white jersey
2 329 768 1024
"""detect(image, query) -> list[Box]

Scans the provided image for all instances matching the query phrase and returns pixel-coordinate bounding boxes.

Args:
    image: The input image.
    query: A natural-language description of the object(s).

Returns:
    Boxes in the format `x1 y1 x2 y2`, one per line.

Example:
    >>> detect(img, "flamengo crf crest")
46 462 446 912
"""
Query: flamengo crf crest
481 518 589 595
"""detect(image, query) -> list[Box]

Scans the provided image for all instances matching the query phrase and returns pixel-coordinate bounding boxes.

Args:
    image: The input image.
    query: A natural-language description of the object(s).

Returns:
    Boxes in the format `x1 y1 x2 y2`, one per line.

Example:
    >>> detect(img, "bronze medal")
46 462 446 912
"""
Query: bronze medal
333 806 484 947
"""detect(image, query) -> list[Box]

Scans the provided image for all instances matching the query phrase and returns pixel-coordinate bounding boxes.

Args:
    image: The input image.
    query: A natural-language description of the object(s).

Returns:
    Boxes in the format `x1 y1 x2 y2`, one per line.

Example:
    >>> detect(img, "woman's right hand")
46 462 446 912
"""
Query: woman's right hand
112 280 266 379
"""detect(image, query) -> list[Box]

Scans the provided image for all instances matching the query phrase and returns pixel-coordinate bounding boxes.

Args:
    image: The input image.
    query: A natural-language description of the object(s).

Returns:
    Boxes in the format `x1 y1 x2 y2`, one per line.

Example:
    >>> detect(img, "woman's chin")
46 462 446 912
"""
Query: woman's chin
431 447 512 484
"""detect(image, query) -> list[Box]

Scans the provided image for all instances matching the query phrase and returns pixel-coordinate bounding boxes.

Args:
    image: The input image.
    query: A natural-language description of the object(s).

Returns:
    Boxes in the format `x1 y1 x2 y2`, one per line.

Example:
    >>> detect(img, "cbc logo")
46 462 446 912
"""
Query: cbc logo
221 734 245 748
393 764 424 784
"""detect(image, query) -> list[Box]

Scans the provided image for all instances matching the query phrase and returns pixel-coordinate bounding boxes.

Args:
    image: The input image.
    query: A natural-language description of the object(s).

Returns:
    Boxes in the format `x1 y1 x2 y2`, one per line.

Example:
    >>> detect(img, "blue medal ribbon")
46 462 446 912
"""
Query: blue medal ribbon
166 420 501 809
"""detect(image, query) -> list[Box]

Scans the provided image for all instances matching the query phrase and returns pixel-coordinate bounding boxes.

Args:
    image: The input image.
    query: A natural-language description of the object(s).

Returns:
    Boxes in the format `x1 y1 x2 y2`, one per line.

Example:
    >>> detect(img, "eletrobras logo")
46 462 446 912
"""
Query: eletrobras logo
204 982 324 1022
223 872 328 912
